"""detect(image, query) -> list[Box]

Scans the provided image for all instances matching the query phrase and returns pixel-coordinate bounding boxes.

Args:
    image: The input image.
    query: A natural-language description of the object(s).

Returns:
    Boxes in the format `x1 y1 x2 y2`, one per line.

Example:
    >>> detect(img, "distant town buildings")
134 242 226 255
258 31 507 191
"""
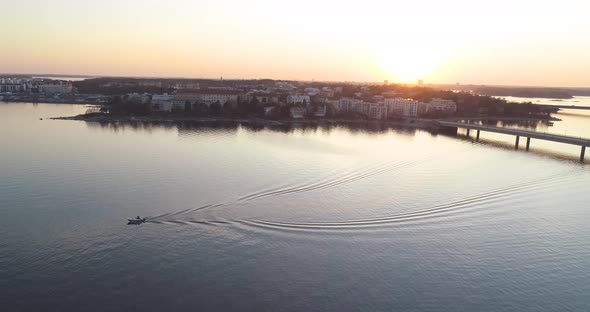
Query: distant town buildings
173 82 200 90
385 98 422 117
0 84 24 93
287 94 310 105
313 105 327 117
249 92 278 105
0 78 31 92
304 88 321 96
138 81 162 88
173 89 248 110
384 97 457 117
151 94 174 112
320 87 335 98
427 98 457 115
381 91 397 98
289 107 306 119
126 93 151 104
0 75 458 120
335 97 363 112
334 98 387 120
0 78 73 95
38 82 73 95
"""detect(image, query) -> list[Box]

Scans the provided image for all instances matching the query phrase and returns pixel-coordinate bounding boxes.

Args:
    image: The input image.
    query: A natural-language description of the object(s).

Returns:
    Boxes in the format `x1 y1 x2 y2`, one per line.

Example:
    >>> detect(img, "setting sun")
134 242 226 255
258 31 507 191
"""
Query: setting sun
377 43 447 83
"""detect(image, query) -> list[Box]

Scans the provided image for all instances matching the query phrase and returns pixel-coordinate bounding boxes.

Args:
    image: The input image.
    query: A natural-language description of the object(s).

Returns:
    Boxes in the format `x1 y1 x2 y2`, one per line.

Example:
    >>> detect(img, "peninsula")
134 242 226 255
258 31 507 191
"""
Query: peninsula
2 76 559 128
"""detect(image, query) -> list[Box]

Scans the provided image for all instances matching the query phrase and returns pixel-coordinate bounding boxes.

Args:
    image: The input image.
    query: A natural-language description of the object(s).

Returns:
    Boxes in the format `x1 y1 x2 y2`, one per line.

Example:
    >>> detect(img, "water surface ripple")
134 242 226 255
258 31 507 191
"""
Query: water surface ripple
2 103 590 312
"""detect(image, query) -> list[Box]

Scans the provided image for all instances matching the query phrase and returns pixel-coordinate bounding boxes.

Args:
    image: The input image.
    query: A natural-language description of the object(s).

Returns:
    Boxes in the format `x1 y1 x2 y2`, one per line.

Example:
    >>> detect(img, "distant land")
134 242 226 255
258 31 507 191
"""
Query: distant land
432 84 590 99
3 73 590 99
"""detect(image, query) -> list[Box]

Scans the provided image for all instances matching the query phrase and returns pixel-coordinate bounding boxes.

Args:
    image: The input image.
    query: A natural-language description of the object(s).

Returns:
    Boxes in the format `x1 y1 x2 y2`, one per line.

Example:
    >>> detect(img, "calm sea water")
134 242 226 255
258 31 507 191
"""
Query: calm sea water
1 102 590 311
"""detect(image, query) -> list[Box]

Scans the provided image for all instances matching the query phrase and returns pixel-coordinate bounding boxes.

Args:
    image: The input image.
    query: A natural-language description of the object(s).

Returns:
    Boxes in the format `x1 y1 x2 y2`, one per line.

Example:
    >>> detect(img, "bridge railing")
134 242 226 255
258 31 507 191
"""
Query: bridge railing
440 121 590 144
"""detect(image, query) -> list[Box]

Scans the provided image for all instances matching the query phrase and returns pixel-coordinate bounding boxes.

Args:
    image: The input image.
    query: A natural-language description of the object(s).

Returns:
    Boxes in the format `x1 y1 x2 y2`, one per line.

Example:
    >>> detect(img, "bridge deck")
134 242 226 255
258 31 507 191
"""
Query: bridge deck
438 121 590 147
542 105 590 110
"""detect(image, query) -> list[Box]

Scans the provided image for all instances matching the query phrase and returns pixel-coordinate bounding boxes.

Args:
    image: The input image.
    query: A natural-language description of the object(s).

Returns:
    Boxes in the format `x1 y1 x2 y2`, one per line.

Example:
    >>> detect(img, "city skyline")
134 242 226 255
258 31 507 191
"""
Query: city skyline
2 0 590 87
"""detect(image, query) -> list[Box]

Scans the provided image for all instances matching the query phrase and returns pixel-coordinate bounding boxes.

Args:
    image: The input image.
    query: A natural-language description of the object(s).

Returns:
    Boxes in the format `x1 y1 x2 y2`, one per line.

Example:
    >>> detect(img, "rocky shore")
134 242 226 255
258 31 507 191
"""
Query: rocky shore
51 112 442 130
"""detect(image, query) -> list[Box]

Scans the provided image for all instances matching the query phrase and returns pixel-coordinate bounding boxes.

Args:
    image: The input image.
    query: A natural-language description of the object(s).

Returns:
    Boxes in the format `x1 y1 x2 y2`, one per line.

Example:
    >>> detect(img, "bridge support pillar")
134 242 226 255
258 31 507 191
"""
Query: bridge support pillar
526 137 531 151
515 136 520 149
476 130 480 141
466 129 470 136
581 146 586 162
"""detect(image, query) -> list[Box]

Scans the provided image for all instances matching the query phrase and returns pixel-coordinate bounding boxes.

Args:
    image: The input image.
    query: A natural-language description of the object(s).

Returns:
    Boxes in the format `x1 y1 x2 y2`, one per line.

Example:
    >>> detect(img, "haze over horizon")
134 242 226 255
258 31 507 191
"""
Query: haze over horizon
2 0 590 87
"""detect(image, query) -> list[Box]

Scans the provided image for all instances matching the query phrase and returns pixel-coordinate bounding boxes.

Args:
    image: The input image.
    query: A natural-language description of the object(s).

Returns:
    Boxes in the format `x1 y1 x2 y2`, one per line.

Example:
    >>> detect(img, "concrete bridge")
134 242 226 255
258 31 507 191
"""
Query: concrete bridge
539 105 590 111
438 121 590 161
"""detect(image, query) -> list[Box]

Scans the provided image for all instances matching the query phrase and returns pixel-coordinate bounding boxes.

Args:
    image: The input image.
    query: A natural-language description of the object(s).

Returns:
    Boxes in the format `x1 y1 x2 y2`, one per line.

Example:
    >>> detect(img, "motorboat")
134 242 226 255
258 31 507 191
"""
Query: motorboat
127 216 146 224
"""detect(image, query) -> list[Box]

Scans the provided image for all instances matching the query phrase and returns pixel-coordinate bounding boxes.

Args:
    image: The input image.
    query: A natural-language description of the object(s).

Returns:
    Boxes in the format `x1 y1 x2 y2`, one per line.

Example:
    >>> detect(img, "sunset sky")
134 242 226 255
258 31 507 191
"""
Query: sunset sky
2 0 590 86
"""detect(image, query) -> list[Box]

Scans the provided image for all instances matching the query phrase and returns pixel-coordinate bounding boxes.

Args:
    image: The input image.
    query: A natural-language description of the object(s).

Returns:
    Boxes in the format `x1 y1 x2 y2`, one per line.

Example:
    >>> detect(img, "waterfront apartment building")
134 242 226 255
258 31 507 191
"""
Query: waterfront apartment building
150 94 175 112
173 89 247 111
126 93 151 104
384 97 457 117
334 97 363 112
427 98 457 115
0 84 24 93
384 98 426 117
38 82 73 95
366 103 387 119
287 94 311 105
334 98 387 120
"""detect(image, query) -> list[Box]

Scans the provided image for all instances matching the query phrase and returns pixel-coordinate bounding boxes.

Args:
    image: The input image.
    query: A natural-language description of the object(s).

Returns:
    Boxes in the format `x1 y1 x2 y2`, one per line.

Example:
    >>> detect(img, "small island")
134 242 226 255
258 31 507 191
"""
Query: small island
44 77 559 132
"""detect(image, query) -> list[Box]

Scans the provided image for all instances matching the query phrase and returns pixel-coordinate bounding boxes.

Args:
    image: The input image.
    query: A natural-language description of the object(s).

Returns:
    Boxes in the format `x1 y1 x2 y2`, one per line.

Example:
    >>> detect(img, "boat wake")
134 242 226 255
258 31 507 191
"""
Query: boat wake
146 203 227 220
147 155 434 221
144 169 576 232
237 156 434 202
241 170 573 231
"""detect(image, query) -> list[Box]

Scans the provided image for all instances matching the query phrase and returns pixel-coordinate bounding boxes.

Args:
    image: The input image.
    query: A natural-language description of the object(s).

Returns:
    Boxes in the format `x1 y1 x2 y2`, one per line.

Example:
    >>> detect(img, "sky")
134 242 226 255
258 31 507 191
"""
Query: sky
1 0 590 87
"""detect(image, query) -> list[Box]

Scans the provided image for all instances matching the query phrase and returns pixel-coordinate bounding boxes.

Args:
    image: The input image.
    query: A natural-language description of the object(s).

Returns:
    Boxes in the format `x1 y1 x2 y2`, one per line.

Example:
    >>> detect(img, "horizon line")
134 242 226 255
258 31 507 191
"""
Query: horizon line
2 72 589 90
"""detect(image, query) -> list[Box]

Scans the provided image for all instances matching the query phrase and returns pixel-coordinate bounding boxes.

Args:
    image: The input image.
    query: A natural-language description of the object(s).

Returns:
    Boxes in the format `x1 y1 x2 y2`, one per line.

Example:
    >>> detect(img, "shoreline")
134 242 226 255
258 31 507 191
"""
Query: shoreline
50 112 560 132
51 113 440 130
0 99 104 105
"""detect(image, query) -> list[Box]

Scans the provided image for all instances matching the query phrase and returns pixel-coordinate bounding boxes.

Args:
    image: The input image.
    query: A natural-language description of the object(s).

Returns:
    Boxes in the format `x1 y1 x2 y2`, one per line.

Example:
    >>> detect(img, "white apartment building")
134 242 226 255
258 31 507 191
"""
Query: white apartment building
173 90 247 110
39 83 73 95
304 88 321 96
334 98 387 120
174 82 200 90
151 94 175 112
287 94 310 105
126 93 151 104
367 104 387 120
384 98 426 117
427 98 457 115
139 81 162 87
335 98 363 112
0 84 23 93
